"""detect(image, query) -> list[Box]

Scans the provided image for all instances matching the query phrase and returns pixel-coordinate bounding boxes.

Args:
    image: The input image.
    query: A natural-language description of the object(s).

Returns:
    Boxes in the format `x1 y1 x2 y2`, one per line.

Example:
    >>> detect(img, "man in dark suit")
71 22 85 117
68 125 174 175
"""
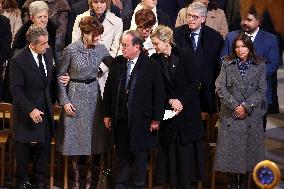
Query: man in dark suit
103 30 165 189
0 15 12 101
10 26 54 189
220 7 280 117
173 2 223 114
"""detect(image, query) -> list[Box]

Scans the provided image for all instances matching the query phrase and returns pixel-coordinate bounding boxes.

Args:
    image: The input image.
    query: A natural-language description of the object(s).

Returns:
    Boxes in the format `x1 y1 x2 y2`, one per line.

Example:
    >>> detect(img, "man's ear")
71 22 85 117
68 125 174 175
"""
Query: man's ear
201 16 206 24
30 43 35 50
256 19 261 27
135 44 141 51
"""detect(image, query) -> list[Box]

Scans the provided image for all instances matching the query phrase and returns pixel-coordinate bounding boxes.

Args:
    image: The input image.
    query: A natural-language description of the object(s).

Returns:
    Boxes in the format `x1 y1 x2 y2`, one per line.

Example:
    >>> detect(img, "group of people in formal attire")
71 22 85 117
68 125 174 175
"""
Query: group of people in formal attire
0 0 281 189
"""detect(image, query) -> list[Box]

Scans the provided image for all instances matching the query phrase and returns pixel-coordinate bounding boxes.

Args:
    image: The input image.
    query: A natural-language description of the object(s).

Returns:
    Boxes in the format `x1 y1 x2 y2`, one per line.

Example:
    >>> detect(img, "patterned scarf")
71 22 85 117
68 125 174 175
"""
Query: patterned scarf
237 59 251 77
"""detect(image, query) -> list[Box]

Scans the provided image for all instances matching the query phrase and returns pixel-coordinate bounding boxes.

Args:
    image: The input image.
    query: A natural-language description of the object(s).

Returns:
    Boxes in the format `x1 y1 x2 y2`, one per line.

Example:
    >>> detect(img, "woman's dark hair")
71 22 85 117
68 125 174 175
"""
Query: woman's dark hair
79 16 104 36
231 32 257 61
135 9 156 29
207 1 218 11
1 0 19 11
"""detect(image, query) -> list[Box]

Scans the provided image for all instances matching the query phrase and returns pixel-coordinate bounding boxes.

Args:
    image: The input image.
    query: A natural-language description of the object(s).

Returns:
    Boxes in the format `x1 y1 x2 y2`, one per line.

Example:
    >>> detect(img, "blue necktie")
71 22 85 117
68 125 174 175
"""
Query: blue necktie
190 32 198 50
125 60 134 88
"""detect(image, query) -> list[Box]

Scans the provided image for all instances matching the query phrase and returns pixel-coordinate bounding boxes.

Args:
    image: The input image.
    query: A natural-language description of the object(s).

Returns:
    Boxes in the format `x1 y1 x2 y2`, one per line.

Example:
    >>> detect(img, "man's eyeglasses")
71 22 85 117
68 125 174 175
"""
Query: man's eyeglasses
186 13 201 21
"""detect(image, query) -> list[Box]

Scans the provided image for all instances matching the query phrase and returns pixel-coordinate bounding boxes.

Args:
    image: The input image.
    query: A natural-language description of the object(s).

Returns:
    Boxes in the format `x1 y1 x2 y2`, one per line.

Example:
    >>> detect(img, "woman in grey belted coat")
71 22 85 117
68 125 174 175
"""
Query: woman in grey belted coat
56 16 110 189
214 33 267 189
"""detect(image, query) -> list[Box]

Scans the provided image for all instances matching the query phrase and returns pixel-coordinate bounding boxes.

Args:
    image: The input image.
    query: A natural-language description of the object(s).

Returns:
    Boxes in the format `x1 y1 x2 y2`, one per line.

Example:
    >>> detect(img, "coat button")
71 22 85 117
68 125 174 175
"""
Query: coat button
227 125 230 127
248 125 251 128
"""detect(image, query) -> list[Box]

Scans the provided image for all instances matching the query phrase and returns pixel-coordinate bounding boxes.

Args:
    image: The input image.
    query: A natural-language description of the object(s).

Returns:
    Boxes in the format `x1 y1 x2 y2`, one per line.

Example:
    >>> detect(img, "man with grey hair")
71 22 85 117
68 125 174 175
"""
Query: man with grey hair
10 25 54 189
172 2 223 187
174 2 223 114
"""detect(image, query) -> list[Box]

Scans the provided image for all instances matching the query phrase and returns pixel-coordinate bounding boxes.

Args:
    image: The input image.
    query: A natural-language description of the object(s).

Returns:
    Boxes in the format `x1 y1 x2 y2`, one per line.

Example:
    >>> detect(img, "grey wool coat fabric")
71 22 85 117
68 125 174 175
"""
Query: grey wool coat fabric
214 57 267 173
56 41 110 155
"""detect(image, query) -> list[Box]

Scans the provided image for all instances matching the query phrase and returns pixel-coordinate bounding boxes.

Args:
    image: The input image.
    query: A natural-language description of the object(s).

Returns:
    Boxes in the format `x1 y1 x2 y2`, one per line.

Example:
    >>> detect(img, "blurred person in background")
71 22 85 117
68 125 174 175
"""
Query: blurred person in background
0 0 22 43
130 0 172 30
0 15 11 101
117 9 157 56
72 0 123 58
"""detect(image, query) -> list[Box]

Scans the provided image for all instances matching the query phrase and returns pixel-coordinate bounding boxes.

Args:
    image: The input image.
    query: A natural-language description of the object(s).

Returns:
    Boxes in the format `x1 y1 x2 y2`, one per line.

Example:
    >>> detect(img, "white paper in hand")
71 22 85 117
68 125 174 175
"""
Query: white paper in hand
163 110 178 120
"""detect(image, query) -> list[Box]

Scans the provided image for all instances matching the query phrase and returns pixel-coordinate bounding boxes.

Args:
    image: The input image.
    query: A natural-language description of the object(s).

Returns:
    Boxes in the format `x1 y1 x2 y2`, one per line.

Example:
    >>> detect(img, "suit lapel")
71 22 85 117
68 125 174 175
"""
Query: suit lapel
25 47 47 82
252 30 263 54
159 56 172 86
127 54 143 126
170 53 179 84
43 51 53 83
102 15 114 38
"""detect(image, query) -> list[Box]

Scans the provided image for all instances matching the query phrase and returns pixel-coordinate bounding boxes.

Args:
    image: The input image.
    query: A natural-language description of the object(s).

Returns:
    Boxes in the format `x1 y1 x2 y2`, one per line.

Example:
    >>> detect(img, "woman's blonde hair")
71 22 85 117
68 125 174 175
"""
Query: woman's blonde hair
150 25 174 44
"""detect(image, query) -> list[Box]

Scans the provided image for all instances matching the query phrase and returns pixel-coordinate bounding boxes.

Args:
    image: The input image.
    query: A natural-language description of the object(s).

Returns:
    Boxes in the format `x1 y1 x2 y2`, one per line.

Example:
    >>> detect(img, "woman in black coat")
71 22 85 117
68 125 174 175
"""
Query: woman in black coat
150 25 204 188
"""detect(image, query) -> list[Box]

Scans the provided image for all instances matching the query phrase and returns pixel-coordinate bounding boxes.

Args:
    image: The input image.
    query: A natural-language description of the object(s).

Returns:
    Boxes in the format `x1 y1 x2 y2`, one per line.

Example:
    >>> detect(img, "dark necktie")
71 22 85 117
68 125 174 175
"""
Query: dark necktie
125 60 134 88
37 54 46 76
190 32 198 50
248 34 253 41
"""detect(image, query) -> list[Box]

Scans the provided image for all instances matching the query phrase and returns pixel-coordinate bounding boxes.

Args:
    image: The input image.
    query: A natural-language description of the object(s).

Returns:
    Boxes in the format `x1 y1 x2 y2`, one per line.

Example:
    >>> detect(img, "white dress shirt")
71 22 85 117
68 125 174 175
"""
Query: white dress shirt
29 46 47 76
191 26 201 48
245 27 259 42
129 56 138 75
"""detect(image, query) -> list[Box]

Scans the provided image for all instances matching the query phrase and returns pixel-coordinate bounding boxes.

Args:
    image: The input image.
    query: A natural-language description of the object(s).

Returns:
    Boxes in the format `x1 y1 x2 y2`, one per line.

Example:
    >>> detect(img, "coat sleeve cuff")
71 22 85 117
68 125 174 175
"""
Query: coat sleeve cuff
241 102 253 114
99 62 109 74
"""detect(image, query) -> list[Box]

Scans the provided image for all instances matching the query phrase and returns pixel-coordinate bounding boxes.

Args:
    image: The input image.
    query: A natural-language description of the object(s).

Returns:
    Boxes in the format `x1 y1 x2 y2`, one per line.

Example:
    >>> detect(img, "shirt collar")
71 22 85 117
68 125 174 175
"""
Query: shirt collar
29 45 42 63
191 26 202 35
245 27 259 41
29 45 39 57
129 56 138 64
